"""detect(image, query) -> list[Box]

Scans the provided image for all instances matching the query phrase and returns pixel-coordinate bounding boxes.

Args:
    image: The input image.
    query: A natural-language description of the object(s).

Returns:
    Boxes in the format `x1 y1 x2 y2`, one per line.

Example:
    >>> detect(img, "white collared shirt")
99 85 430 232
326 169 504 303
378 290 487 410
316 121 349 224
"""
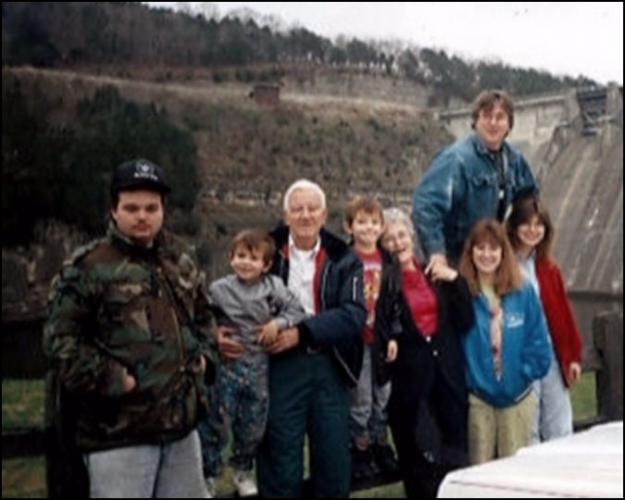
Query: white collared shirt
288 234 321 315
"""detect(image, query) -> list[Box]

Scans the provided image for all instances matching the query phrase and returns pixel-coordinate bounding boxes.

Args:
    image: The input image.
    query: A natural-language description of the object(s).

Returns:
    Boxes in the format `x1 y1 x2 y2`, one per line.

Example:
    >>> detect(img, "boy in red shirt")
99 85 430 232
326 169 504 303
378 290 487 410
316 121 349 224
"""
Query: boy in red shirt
344 196 399 480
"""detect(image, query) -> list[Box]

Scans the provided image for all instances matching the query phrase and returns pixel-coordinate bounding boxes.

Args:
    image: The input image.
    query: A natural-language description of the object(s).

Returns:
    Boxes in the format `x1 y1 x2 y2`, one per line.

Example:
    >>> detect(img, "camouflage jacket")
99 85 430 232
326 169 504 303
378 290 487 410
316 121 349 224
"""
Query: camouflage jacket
43 223 217 452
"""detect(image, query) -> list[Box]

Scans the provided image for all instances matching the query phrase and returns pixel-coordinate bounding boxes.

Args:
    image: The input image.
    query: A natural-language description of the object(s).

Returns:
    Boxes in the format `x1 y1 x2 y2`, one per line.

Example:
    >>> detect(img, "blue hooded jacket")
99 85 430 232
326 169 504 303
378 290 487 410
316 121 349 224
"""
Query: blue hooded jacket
462 282 552 408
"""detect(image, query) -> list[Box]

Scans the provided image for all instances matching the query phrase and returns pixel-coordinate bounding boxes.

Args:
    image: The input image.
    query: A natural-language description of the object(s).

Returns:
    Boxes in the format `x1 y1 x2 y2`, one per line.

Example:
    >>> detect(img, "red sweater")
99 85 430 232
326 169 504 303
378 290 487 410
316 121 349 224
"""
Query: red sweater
402 262 439 338
536 259 583 387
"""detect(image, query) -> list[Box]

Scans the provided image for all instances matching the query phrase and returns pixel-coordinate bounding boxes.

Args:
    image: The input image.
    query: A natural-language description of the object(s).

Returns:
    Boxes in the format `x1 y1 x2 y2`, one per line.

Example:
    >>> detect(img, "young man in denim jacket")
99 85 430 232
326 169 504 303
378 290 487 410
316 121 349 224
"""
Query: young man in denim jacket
413 90 538 271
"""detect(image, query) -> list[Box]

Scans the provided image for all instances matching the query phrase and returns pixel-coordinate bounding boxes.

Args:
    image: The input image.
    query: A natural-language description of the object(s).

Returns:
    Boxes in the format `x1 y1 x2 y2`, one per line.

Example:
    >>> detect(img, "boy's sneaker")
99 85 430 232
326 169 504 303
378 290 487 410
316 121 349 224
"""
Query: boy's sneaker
233 468 258 497
204 477 216 498
351 447 376 481
372 443 399 474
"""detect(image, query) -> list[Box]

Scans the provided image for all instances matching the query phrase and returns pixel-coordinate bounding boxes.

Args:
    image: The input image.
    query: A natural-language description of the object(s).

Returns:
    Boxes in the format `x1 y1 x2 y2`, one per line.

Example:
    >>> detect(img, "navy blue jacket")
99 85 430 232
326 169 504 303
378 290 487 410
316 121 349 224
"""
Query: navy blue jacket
270 226 366 387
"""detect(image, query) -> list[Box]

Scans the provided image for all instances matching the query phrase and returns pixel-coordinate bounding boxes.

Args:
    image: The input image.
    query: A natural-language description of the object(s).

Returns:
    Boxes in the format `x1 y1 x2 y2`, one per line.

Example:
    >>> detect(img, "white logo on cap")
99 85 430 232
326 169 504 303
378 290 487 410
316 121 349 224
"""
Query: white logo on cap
133 162 159 181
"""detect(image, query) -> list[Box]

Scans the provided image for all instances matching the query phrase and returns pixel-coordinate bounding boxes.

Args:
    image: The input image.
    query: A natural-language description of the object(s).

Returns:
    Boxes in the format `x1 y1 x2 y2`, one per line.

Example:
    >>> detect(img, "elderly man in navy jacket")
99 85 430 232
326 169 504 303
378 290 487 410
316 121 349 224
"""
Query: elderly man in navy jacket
218 179 366 497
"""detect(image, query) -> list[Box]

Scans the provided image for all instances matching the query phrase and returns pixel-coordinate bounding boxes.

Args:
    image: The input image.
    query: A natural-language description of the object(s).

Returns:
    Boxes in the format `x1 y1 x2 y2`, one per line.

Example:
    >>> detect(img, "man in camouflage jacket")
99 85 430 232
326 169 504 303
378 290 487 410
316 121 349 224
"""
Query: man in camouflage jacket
44 159 216 498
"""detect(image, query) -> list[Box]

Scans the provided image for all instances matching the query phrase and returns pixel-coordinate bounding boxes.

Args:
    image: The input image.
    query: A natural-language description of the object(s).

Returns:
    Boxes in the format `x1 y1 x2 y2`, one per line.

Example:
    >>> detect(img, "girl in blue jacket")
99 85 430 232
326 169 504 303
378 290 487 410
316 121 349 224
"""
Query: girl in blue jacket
458 219 551 464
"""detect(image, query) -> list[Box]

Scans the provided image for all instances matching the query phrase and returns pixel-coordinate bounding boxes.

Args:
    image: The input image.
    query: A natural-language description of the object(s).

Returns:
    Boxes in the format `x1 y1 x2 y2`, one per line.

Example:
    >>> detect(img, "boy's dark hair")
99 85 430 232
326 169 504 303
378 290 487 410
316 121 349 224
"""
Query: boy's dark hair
229 229 276 266
345 196 384 227
471 90 515 130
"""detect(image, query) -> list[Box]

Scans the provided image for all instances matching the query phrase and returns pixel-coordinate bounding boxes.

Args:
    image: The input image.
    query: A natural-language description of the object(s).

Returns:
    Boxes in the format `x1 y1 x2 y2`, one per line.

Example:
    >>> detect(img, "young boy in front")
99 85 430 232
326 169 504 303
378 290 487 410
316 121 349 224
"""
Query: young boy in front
199 229 307 497
344 196 399 480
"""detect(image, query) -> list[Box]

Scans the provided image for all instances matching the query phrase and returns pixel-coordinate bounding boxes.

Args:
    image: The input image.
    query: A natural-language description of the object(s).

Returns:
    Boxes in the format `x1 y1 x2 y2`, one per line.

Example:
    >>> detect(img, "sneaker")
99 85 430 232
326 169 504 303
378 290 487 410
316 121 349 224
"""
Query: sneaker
232 468 258 497
372 443 399 474
204 477 216 498
351 447 376 481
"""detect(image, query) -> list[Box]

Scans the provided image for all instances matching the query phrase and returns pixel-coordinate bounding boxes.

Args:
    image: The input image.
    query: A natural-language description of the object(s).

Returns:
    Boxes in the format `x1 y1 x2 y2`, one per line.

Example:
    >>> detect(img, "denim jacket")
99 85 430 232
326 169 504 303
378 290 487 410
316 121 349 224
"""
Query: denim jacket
412 133 538 263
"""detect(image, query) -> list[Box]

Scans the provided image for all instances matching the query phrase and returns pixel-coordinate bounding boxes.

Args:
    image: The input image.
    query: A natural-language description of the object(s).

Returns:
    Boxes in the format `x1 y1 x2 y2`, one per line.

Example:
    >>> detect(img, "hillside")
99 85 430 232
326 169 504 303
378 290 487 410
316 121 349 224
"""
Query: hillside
2 1 595 105
2 66 452 292
3 0 621 324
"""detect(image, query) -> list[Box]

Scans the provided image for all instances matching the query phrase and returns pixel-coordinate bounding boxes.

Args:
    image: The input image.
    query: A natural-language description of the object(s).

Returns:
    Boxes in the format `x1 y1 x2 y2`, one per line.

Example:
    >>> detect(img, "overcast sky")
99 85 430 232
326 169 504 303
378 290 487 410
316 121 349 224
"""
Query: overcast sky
154 2 623 84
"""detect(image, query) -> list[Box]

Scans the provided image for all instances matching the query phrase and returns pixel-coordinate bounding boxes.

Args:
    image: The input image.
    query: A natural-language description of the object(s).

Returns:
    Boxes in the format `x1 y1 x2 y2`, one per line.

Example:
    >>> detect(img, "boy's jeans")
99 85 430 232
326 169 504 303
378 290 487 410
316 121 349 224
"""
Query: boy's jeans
350 345 391 448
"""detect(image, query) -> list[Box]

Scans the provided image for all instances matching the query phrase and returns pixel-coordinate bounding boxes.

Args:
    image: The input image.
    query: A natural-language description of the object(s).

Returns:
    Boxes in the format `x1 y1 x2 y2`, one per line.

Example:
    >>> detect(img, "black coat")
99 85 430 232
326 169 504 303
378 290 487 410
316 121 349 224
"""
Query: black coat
371 248 403 385
269 226 367 387
375 259 474 470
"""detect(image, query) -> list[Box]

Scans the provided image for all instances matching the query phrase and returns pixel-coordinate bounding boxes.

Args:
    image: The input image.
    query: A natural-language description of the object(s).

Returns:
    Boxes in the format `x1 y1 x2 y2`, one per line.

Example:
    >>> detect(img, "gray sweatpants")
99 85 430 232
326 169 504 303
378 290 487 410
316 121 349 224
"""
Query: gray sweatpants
86 430 208 498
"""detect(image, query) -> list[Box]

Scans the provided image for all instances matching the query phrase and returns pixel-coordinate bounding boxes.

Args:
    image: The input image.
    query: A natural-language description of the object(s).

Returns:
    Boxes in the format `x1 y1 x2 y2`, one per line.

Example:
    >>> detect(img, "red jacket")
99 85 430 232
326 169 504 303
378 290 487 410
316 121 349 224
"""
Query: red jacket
535 259 583 387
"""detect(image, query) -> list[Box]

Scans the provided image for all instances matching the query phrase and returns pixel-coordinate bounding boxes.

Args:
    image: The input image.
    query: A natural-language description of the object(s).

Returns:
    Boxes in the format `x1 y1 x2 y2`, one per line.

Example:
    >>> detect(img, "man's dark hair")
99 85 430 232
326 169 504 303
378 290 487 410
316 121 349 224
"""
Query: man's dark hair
471 90 515 130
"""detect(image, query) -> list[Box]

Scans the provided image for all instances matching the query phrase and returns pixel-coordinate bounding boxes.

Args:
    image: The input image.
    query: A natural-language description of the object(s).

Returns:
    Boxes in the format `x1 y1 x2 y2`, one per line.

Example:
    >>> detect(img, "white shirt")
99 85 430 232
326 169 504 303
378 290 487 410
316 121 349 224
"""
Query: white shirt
287 234 321 315
518 252 553 347
518 252 540 294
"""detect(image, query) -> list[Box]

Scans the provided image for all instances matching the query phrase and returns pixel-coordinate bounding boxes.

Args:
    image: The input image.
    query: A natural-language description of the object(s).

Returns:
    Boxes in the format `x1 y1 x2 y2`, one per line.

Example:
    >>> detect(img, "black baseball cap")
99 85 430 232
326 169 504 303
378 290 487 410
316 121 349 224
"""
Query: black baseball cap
110 159 171 196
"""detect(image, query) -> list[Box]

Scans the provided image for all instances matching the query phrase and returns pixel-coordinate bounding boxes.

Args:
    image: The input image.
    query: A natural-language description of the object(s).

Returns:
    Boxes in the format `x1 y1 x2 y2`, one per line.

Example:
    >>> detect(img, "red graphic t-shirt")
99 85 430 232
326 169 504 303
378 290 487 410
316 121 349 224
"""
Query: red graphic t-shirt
357 249 383 345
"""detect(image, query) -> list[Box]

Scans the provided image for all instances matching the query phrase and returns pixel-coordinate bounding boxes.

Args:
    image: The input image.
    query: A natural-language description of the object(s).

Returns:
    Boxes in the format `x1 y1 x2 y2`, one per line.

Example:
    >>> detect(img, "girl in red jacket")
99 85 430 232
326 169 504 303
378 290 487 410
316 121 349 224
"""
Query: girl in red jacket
507 196 583 442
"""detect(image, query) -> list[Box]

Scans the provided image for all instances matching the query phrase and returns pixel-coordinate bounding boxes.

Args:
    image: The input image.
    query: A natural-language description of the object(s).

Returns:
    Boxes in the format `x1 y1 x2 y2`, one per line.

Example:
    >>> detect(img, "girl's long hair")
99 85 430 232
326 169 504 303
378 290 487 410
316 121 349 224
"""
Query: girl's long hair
506 195 555 263
459 219 523 297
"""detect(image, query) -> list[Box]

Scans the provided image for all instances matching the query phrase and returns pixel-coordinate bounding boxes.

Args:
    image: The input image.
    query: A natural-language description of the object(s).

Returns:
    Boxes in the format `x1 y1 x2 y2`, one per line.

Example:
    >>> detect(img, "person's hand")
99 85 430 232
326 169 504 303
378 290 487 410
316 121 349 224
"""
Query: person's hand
428 261 458 283
567 362 582 387
425 253 448 276
257 320 280 347
266 327 300 355
217 325 245 361
120 367 137 393
386 340 398 362
200 354 207 374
